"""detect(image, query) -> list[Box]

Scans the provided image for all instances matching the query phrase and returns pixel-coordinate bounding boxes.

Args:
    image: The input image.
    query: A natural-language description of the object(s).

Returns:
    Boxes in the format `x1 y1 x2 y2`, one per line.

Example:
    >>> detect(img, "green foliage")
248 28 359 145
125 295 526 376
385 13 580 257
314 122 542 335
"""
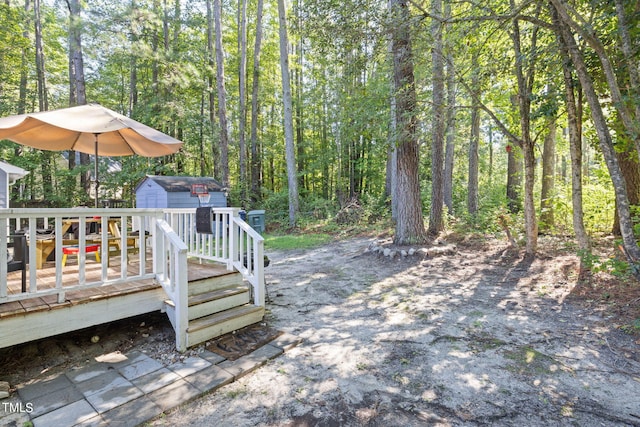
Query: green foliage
620 319 640 335
259 190 339 229
578 249 631 278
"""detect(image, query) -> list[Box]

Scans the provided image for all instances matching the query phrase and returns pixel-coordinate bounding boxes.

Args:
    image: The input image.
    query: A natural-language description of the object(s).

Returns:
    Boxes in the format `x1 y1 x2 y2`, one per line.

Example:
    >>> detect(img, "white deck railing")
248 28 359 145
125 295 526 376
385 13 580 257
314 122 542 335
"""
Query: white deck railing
164 207 266 306
0 208 162 304
0 207 265 351
153 218 188 351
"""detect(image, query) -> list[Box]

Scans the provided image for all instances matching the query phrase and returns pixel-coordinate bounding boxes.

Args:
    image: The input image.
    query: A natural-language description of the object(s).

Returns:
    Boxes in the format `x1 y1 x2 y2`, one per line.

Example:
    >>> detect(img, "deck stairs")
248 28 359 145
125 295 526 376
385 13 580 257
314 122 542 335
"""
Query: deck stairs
164 267 265 348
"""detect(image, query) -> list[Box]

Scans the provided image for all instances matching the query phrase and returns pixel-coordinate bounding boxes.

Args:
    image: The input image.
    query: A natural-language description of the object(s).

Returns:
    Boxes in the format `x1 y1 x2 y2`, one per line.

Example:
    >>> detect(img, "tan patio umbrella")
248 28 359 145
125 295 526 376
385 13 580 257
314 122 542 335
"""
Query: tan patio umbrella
0 104 183 207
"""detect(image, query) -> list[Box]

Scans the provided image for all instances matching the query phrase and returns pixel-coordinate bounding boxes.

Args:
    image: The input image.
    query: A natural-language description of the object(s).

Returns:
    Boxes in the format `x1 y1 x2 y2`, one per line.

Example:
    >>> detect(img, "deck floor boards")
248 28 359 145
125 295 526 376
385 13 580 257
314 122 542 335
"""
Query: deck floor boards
1 257 230 319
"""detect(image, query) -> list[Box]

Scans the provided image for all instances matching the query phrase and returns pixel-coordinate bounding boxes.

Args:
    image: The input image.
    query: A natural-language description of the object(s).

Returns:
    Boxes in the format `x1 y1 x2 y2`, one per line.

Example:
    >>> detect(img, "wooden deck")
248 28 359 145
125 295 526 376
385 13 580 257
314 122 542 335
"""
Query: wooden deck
0 257 231 321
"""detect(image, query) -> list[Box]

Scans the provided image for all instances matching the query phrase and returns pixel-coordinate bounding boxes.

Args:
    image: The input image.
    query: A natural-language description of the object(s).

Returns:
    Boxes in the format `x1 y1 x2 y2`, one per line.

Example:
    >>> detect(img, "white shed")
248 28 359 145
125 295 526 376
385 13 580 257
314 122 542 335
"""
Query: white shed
0 161 28 208
135 175 227 209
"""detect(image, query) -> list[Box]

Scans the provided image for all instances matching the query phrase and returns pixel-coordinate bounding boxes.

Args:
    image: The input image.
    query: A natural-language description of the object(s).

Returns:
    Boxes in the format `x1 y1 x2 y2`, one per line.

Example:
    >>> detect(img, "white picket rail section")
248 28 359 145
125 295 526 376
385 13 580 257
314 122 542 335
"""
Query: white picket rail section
164 207 266 307
153 218 189 351
0 208 162 304
0 207 265 352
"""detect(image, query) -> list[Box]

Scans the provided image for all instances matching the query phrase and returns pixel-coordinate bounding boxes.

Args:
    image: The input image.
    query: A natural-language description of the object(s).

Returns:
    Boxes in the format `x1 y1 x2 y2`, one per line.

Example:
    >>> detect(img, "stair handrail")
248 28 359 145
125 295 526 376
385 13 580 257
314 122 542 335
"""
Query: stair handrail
163 208 266 309
229 213 265 307
154 218 189 352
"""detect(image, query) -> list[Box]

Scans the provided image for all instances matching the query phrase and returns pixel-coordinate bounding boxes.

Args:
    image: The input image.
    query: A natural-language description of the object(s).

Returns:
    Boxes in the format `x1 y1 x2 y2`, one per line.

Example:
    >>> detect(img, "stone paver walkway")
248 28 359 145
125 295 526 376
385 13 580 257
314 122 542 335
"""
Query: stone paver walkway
0 333 301 427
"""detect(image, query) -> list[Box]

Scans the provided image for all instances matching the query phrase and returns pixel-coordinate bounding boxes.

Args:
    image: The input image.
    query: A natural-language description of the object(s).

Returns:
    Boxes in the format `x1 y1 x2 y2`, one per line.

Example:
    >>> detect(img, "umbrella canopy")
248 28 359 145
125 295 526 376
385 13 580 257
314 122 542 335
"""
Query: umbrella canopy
0 104 183 157
0 104 183 206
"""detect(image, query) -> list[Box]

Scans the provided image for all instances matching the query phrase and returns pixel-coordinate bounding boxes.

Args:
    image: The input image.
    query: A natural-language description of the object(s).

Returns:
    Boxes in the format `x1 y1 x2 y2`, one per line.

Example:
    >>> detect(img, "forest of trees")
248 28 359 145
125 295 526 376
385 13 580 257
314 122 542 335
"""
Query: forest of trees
0 0 639 270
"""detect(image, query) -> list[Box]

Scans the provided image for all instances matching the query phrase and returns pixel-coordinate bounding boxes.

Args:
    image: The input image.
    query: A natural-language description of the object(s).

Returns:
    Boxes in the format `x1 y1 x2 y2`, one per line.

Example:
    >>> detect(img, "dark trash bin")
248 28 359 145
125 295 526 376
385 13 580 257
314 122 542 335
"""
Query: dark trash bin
246 210 265 234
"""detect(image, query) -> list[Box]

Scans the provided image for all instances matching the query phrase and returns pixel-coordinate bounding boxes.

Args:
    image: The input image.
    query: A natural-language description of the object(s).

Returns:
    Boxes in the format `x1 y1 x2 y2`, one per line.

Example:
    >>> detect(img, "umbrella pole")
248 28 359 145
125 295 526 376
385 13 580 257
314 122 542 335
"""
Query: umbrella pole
94 133 99 208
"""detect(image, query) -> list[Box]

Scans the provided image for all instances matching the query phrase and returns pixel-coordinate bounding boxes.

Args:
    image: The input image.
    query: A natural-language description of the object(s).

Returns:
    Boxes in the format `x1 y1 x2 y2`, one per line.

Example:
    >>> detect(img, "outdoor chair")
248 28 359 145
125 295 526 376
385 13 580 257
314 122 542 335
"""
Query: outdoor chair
8 233 27 292
61 244 101 267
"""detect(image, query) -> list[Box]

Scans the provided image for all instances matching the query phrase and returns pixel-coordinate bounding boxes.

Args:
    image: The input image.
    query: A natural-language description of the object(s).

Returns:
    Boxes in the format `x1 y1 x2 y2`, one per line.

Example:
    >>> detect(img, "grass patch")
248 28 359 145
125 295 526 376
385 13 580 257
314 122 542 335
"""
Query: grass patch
264 233 334 250
504 345 558 375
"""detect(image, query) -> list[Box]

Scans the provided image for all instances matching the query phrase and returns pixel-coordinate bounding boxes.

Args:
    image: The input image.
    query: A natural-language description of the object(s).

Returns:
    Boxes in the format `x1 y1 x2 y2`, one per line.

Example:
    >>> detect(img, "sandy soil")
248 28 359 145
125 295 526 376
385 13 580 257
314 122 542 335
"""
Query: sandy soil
2 234 640 426
147 235 640 426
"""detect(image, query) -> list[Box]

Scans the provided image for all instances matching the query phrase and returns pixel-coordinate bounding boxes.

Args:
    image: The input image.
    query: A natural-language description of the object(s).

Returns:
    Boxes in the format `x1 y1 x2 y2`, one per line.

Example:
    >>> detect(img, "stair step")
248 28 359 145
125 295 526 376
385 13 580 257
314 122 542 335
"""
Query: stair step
164 286 250 320
187 286 250 320
188 271 243 296
189 285 247 306
186 305 265 347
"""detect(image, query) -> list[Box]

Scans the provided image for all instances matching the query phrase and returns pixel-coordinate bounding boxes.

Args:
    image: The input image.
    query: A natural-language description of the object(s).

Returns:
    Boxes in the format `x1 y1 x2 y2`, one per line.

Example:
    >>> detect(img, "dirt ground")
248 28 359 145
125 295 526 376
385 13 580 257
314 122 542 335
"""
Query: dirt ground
2 233 640 426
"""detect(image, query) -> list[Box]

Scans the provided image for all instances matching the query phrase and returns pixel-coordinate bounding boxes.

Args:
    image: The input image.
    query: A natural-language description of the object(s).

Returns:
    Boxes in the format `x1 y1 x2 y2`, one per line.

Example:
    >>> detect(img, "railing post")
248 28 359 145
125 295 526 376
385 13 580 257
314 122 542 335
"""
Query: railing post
152 215 164 281
227 209 240 271
254 238 265 307
174 243 189 352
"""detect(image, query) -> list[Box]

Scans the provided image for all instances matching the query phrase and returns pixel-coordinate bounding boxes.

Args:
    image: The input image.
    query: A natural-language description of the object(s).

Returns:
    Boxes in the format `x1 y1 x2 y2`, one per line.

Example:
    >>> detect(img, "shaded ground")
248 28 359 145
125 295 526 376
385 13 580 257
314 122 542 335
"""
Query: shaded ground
2 234 640 426
146 234 640 426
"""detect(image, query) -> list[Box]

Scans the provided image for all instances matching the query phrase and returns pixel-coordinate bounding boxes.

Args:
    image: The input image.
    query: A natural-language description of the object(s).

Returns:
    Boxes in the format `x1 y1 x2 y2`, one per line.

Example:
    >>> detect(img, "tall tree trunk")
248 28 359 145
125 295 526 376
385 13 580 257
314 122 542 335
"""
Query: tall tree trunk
467 52 480 216
390 0 427 245
551 4 640 264
35 0 53 202
443 3 455 216
428 0 446 236
539 118 556 233
558 37 590 251
277 0 299 226
34 0 47 112
206 0 219 180
66 0 90 203
510 6 539 256
18 0 31 115
214 0 229 187
238 0 248 204
249 0 264 204
128 0 138 116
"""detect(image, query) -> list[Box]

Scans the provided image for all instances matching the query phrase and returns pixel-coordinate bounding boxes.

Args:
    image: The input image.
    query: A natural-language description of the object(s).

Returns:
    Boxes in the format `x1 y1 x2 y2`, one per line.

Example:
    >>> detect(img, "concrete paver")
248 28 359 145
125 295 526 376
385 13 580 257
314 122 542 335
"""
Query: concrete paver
4 333 301 426
31 398 98 427
167 356 211 377
130 368 181 394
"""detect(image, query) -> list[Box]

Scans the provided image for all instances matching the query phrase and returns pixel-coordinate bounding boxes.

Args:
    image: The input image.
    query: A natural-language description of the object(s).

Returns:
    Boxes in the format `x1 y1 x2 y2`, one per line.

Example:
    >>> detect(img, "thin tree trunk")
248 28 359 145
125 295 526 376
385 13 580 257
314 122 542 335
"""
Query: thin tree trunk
238 0 248 204
35 0 47 111
551 4 640 264
468 52 480 216
250 0 264 204
206 0 219 180
214 0 229 187
277 0 299 226
36 0 53 204
429 0 446 236
539 118 556 233
128 0 138 117
66 0 91 203
510 5 539 256
443 8 456 215
18 0 31 115
390 0 427 245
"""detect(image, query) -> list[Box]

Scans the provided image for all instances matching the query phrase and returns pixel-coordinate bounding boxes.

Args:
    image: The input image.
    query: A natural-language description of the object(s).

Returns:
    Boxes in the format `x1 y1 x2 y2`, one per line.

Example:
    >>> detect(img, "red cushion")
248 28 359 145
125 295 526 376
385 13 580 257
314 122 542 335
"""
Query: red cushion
63 244 100 254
